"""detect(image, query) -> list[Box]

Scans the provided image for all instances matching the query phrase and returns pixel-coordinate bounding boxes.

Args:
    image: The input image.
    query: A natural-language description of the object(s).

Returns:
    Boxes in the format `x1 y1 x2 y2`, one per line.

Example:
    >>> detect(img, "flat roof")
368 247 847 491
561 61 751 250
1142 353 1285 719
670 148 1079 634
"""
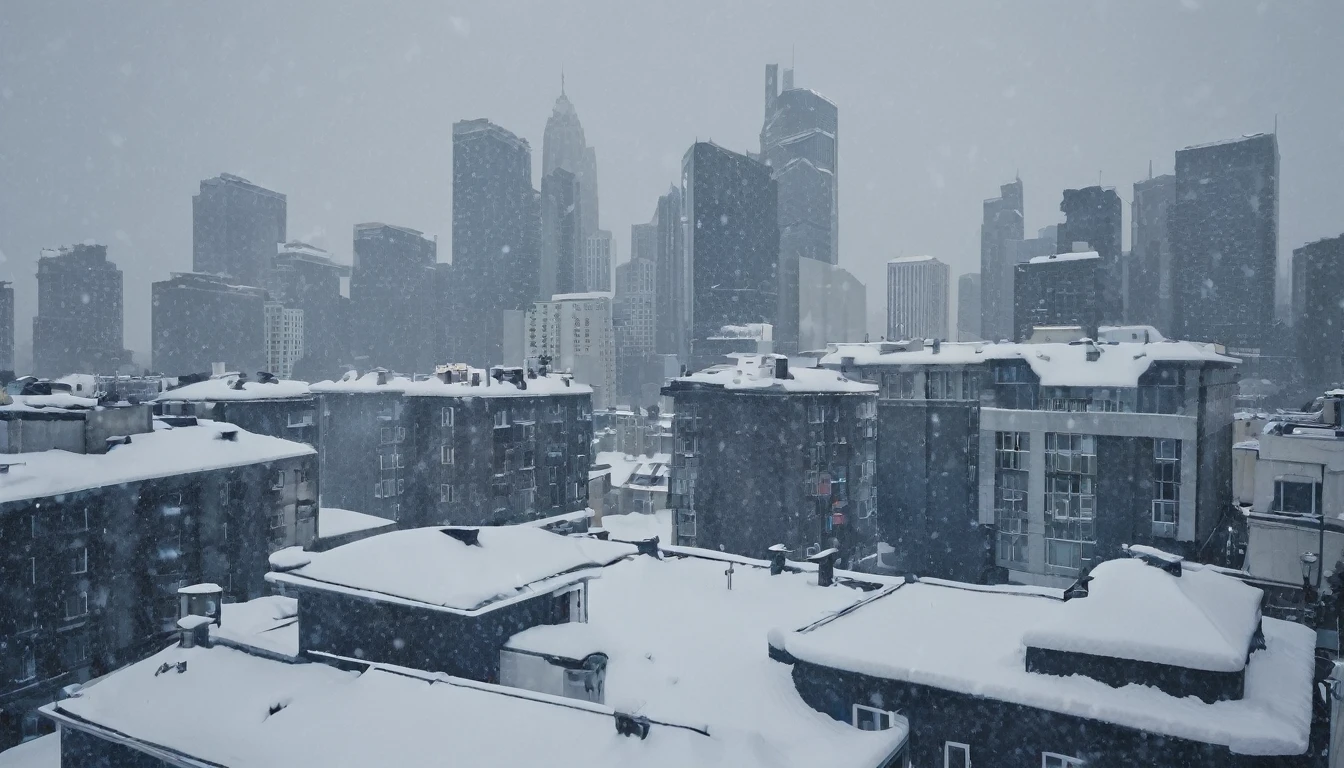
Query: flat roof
673 354 877 395
1027 250 1100 264
157 375 312 402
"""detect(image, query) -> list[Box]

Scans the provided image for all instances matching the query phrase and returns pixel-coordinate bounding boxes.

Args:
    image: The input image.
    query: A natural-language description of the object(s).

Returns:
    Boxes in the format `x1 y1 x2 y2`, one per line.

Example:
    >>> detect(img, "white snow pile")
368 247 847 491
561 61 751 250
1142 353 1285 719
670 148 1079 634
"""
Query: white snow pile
211 595 300 659
599 510 673 543
402 371 592 398
506 621 608 660
678 354 877 394
317 507 395 539
309 370 413 393
156 375 311 402
1022 557 1263 672
776 563 1315 756
0 732 56 768
0 419 314 504
1 393 100 411
266 526 636 614
1028 250 1100 264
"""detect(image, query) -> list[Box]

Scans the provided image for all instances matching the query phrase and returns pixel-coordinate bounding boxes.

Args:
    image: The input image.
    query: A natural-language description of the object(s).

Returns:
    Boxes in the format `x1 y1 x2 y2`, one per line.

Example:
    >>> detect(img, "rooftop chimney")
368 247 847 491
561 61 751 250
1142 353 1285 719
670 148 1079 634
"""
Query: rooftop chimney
614 712 651 740
376 369 388 386
768 543 792 575
774 357 789 380
211 362 226 377
442 527 481 546
635 536 661 558
807 548 839 587
931 339 942 354
471 372 481 387
216 429 239 442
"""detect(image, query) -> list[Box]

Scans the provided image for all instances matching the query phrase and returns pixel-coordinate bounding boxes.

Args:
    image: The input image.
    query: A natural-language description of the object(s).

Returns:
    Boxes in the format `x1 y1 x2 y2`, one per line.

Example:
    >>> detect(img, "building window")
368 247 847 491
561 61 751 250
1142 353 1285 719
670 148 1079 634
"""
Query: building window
1153 439 1180 528
996 470 1028 564
19 647 36 682
397 478 405 496
271 470 285 490
995 432 1029 470
494 409 510 429
70 547 87 575
64 590 89 620
927 370 962 400
29 556 36 585
440 445 455 466
1273 479 1323 516
1045 433 1096 475
809 402 827 423
64 634 90 666
852 704 899 731
1044 433 1096 575
882 372 919 400
945 742 971 768
440 484 459 504
440 406 455 427
287 410 315 427
1042 754 1085 768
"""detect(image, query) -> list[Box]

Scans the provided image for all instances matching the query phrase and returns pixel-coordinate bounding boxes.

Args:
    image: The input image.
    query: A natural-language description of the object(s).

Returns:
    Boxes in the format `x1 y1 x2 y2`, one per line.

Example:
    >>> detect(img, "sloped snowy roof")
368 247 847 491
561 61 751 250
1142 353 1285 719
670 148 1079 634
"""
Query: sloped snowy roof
402 373 592 398
309 371 414 393
266 526 636 614
0 732 56 768
157 375 312 402
821 330 1238 388
549 291 614 302
211 595 299 659
1021 557 1263 671
318 507 395 539
1028 250 1099 264
674 354 877 395
774 564 1314 756
0 419 315 505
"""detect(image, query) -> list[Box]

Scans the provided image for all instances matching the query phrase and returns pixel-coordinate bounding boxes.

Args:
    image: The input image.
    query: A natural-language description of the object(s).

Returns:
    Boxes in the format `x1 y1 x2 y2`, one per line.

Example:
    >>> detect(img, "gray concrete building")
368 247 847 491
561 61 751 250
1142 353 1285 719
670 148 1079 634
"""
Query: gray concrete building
798 258 866 352
1130 173 1176 333
539 167 582 299
1292 234 1344 390
273 241 351 382
32 244 125 377
653 187 686 360
351 223 436 375
542 82 599 243
151 272 266 375
0 282 13 373
979 179 1025 343
957 273 981 342
1013 251 1102 341
192 173 286 291
886 256 949 340
1056 186 1123 323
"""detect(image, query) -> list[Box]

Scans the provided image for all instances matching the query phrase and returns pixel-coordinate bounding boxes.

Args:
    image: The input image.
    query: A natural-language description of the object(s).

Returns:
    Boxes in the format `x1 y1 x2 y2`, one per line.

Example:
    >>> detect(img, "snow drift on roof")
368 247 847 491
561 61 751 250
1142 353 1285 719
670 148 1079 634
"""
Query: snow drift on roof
676 354 877 394
402 373 592 398
309 371 413 393
318 507 395 539
157 375 311 402
1028 250 1099 264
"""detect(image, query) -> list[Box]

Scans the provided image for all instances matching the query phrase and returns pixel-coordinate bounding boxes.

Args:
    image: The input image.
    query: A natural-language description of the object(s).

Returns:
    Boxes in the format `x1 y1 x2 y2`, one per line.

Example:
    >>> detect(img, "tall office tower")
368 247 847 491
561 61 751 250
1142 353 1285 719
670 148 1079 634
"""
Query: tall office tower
653 187 685 359
615 227 658 405
539 168 582 299
682 142 780 363
192 174 287 290
1131 173 1176 332
979 179 1025 342
264 301 304 379
351 223 437 374
151 273 265 374
957 273 982 341
525 293 616 409
1171 133 1279 357
451 119 541 368
273 241 351 381
581 230 614 293
1292 235 1344 388
0 282 12 372
542 80 599 241
32 244 125 376
1013 252 1103 341
886 256 950 340
1056 186 1123 323
797 259 867 351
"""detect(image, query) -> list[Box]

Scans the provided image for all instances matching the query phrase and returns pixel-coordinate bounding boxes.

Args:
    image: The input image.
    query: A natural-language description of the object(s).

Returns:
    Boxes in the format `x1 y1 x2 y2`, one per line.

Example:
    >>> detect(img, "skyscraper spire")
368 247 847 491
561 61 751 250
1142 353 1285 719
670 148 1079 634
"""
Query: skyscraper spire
561 69 565 97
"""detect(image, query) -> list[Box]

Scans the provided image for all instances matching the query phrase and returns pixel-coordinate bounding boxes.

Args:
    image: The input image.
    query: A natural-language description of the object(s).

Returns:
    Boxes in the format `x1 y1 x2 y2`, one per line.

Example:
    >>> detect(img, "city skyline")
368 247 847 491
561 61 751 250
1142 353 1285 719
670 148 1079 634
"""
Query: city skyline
1 1 1342 364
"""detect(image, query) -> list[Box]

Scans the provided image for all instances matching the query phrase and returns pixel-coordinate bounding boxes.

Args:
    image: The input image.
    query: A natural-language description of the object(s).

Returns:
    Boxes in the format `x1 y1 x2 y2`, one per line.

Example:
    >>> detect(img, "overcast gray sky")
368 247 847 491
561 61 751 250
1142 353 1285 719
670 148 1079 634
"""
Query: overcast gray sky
2 0 1341 362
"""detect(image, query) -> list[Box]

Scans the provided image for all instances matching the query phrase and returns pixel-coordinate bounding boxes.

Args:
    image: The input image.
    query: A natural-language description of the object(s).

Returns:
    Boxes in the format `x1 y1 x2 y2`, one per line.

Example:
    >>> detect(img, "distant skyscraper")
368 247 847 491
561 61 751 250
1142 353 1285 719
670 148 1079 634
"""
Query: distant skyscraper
1171 133 1279 355
0 282 12 372
1013 252 1102 341
980 179 1025 342
1056 186 1123 323
1292 235 1344 387
192 174 286 289
653 187 685 359
542 81 599 241
451 119 541 368
33 244 125 376
614 244 657 405
682 142 779 361
539 168 582 299
525 293 616 409
1130 173 1176 333
264 301 304 380
351 223 437 374
957 273 981 341
798 258 866 351
886 256 950 340
152 272 265 374
273 241 351 381
581 230 613 293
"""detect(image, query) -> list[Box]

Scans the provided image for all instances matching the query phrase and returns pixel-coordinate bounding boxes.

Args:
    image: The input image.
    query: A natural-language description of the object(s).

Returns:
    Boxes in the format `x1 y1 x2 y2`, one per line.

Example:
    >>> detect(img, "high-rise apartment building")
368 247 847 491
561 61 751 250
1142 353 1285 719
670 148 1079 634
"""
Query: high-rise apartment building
1056 186 1123 323
32 244 125 376
581 230 613 293
273 241 351 381
1130 173 1176 333
524 293 616 409
653 187 685 359
0 282 13 372
1171 133 1279 356
192 174 286 290
351 223 437 374
1013 252 1102 341
979 179 1025 343
957 273 981 342
614 230 658 405
886 256 950 340
682 142 779 363
264 301 304 380
1292 235 1344 388
151 273 266 375
451 119 541 368
542 82 599 242
539 168 582 299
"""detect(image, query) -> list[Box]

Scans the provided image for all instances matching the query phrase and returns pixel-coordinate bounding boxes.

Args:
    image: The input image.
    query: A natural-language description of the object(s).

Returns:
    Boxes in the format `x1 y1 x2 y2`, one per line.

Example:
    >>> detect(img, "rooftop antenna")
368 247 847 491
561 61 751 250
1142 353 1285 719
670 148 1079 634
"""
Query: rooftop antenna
1274 113 1278 134
1148 159 1153 180
791 43 795 70
561 68 565 96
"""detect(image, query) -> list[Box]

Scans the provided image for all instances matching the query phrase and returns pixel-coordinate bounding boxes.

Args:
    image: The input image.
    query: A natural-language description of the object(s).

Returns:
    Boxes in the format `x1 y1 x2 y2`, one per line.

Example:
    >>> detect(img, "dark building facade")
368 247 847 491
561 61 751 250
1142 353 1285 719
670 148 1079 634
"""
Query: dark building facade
192 173 287 291
663 356 878 567
151 273 266 375
311 372 411 523
540 168 583 299
1293 235 1344 389
1056 186 1123 323
979 179 1025 343
0 411 315 749
0 282 12 373
1131 173 1176 333
682 142 780 364
654 186 686 359
351 223 436 374
1013 254 1103 341
451 119 541 368
32 245 125 377
957 273 981 341
273 242 351 382
1171 134 1279 356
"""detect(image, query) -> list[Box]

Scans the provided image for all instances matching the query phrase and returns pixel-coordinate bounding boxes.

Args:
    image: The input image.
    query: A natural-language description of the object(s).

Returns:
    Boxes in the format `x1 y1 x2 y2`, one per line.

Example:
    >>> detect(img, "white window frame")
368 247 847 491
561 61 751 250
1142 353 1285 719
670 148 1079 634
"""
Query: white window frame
440 484 459 504
494 409 510 429
19 647 36 682
945 741 971 768
1042 753 1085 768
440 406 454 427
271 470 285 490
70 547 87 575
441 444 455 466
852 703 898 731
64 590 89 620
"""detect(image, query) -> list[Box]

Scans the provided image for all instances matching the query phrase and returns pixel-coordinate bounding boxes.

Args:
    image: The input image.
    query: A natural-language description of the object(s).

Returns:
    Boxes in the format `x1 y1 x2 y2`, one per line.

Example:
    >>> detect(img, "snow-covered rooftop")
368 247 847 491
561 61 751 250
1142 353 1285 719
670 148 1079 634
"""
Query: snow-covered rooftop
674 354 877 395
774 562 1314 756
1027 250 1100 264
402 372 592 398
309 370 413 394
0 393 100 412
266 526 636 615
0 732 55 768
0 419 314 505
157 374 312 402
821 328 1237 388
211 595 299 659
549 291 614 302
594 452 670 490
887 254 940 264
318 507 395 539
